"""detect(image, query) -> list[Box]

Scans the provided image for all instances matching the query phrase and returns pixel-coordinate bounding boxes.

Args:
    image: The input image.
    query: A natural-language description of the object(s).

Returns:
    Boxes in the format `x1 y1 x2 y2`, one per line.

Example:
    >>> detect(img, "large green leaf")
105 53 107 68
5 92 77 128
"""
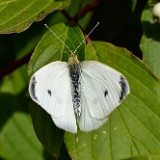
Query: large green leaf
140 0 160 78
0 0 71 33
0 100 44 160
28 22 160 159
64 41 160 159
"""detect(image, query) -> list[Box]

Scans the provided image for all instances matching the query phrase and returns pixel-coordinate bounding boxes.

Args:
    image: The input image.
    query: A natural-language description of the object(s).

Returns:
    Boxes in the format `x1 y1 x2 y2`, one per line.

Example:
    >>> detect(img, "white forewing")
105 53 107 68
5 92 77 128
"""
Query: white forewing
29 62 77 133
80 61 130 120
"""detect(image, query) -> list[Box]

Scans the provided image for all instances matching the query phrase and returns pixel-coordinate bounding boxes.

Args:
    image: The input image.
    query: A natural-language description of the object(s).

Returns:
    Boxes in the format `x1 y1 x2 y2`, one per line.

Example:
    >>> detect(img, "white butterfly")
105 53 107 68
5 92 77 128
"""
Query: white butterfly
29 24 130 134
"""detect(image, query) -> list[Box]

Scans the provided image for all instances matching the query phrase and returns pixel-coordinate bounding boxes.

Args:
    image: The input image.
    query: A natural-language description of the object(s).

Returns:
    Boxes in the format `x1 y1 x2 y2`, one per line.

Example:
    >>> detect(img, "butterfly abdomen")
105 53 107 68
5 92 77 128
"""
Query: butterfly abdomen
68 56 81 117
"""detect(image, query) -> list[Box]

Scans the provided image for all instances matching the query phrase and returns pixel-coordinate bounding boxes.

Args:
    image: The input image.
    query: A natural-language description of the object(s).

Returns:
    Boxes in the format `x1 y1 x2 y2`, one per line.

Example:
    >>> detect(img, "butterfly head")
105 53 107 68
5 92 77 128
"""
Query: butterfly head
68 53 80 65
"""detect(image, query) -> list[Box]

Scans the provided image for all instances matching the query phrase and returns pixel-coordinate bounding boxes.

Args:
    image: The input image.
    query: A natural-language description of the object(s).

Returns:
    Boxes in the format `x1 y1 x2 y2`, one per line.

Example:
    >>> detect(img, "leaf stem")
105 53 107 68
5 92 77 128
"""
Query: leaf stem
0 52 32 79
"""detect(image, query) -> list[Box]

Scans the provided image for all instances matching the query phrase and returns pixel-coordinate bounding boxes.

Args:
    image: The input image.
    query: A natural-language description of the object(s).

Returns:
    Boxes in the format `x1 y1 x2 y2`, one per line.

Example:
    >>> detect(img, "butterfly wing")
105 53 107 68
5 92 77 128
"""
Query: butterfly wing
77 61 130 131
51 105 77 133
29 62 77 133
77 90 108 131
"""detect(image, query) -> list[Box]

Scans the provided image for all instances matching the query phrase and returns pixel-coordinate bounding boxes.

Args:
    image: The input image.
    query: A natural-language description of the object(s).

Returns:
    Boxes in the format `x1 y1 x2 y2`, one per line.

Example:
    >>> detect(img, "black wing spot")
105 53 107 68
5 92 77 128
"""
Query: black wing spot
30 76 38 101
104 89 108 97
119 76 128 102
47 89 52 97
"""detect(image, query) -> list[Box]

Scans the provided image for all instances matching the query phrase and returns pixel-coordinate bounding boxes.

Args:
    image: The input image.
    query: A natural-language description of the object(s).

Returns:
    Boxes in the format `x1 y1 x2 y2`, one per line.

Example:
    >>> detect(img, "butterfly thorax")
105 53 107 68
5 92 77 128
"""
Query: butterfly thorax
68 54 81 116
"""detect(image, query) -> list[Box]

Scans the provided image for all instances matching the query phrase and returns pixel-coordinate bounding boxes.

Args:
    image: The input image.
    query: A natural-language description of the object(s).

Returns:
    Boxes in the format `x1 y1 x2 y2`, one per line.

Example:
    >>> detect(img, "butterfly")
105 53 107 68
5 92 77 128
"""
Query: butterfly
29 24 130 134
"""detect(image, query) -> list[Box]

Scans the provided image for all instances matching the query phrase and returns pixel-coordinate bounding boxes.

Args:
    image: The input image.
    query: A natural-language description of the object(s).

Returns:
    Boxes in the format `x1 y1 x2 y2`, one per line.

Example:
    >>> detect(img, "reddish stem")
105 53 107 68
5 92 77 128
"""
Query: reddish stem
0 52 32 79
76 0 101 19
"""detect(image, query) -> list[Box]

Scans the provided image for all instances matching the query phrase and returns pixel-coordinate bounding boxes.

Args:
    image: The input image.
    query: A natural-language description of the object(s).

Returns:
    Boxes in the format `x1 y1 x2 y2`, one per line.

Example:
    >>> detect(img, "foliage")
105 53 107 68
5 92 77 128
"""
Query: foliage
0 0 160 160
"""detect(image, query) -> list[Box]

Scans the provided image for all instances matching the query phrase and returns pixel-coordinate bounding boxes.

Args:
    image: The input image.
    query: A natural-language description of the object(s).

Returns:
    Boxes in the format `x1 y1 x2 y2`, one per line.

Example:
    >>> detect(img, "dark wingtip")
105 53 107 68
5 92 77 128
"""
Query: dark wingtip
119 76 129 102
30 76 39 101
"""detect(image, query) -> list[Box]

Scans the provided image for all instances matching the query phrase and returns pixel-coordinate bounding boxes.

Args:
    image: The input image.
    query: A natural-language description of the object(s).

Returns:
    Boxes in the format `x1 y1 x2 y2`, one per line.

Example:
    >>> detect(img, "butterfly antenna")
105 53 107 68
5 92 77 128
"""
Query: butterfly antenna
73 22 100 53
44 24 72 54
44 22 100 55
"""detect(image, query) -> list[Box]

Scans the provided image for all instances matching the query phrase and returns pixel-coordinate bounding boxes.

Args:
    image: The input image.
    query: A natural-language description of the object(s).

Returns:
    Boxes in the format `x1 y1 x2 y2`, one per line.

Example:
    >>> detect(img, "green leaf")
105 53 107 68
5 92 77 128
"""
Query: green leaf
0 65 28 95
140 1 160 78
124 154 160 160
0 100 44 160
0 0 71 33
64 42 160 160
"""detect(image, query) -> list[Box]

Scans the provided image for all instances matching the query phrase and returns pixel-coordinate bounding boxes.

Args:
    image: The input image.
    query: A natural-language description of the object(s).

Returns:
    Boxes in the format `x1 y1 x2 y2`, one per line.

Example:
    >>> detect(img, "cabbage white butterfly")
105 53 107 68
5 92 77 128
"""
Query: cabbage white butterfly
29 23 130 133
